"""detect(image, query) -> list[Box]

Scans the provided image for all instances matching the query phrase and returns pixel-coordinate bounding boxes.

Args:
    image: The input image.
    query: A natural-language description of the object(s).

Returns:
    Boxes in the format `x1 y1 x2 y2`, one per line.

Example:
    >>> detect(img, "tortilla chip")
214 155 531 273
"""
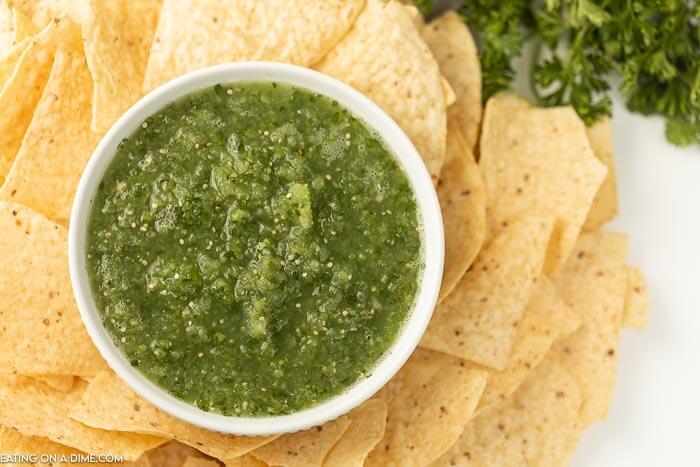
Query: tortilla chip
0 3 12 54
432 356 583 467
11 7 37 42
437 124 486 301
0 18 58 183
183 457 220 467
315 0 447 182
477 276 581 412
0 201 106 376
8 0 64 28
31 374 75 392
0 36 28 90
583 117 619 230
323 399 387 467
422 10 482 151
479 93 607 272
551 232 629 425
146 441 206 467
70 370 274 460
0 424 155 467
143 0 364 91
252 416 351 467
421 216 554 370
224 455 267 467
77 0 161 132
622 266 649 329
0 424 84 457
0 376 167 460
365 348 487 466
0 42 99 226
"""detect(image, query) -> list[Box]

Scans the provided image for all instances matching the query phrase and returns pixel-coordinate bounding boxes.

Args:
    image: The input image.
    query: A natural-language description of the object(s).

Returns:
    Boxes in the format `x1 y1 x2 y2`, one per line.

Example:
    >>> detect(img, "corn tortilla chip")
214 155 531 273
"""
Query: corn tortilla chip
421 216 554 370
622 266 649 329
315 0 447 182
479 93 607 272
551 232 629 426
78 0 162 132
365 348 487 466
322 399 387 467
70 370 274 460
0 201 106 376
0 42 99 226
30 374 75 392
477 276 580 412
583 117 619 230
0 376 167 460
143 0 364 91
183 457 220 467
146 441 206 467
0 424 84 458
423 10 482 151
437 124 486 301
11 7 38 43
0 3 12 54
0 424 154 467
8 0 64 28
0 36 29 90
252 416 351 467
224 455 267 467
432 356 583 467
0 18 57 183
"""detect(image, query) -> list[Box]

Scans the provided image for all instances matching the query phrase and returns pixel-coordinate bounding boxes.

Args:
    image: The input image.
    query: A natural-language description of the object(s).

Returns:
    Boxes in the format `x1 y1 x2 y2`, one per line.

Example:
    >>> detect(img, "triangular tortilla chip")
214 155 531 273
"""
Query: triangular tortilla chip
437 124 486 301
0 424 84 458
0 201 106 376
0 376 167 460
477 276 581 412
421 216 554 370
77 0 162 132
423 10 482 151
224 455 267 467
622 266 649 329
183 457 219 467
0 36 29 90
70 370 275 460
323 399 387 467
143 0 364 90
0 18 58 182
30 374 75 392
251 416 351 467
583 117 619 230
8 0 65 29
432 356 583 467
0 3 12 54
365 348 487 466
0 41 99 226
551 232 629 425
315 0 447 182
479 93 607 272
146 441 206 467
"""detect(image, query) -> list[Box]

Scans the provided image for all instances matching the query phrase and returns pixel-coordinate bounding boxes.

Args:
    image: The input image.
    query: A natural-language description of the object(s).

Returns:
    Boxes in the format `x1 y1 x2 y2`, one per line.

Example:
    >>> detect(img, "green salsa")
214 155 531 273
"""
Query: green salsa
86 82 423 416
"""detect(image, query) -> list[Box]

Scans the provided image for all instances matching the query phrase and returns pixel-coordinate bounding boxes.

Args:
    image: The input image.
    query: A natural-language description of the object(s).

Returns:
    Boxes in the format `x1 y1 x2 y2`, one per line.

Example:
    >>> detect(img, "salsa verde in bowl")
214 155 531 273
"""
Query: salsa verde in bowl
69 62 444 435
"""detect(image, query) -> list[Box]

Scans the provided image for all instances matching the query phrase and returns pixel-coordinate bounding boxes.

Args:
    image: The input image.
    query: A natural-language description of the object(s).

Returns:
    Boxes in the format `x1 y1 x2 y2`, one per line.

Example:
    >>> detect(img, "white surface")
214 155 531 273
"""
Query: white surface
570 93 700 466
69 62 444 435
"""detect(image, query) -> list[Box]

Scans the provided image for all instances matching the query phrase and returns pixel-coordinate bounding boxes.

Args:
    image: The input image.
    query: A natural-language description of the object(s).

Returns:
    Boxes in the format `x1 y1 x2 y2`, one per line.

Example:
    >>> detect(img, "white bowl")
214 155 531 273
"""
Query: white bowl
69 62 444 436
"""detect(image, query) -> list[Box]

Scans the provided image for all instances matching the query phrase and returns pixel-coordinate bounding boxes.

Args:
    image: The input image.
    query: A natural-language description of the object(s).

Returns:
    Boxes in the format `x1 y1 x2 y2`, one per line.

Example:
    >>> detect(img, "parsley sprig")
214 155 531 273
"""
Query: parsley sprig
420 0 700 146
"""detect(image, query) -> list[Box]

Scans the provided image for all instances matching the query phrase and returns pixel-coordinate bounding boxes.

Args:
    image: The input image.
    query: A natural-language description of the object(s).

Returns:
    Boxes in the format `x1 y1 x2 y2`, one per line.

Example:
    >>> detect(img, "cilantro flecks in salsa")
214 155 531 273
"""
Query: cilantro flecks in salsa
86 82 423 416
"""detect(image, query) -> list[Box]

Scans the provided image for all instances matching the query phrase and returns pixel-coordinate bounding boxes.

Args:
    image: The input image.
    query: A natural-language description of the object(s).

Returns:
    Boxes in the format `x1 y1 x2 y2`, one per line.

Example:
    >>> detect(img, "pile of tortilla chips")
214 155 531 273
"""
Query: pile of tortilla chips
0 1 649 465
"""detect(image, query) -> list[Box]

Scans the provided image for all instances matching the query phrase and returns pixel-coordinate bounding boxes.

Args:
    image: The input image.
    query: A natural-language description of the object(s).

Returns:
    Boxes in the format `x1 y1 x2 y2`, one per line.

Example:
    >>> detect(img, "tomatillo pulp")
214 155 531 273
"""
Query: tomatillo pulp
86 82 423 416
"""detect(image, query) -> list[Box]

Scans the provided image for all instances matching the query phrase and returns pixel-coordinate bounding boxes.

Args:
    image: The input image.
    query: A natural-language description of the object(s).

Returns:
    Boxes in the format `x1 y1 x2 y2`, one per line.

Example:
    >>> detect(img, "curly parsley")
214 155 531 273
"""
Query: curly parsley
419 0 700 146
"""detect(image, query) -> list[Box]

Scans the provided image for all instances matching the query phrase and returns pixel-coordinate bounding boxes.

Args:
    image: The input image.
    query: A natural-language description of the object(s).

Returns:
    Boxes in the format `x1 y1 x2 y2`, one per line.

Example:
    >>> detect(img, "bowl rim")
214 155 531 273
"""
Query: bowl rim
68 61 444 436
